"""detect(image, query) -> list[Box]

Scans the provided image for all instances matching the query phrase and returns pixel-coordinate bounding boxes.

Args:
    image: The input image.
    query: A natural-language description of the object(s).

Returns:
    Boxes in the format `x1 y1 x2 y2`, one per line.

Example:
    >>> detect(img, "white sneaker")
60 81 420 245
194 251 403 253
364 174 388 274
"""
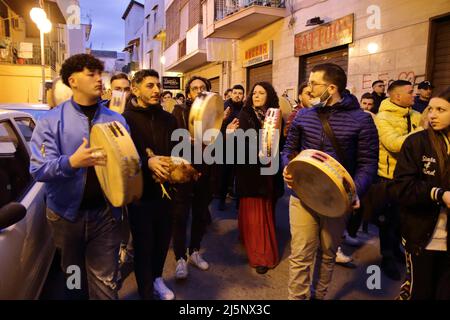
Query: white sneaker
335 246 353 264
189 251 209 270
153 277 175 300
175 258 188 280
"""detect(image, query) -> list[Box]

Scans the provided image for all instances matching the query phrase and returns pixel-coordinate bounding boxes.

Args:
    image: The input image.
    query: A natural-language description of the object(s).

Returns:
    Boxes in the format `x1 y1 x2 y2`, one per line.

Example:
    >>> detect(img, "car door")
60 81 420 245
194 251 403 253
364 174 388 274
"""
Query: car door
0 115 55 299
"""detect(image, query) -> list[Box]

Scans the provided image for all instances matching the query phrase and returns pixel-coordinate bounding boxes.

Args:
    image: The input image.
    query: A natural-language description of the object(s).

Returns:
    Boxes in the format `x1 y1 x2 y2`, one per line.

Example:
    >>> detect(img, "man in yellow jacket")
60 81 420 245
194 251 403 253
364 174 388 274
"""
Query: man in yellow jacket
374 80 422 281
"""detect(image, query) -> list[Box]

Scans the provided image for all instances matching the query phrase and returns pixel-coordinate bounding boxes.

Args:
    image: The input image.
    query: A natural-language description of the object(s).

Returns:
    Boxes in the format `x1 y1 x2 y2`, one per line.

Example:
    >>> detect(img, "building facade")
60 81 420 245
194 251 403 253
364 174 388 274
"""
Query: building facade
122 0 145 73
0 0 68 103
200 0 450 102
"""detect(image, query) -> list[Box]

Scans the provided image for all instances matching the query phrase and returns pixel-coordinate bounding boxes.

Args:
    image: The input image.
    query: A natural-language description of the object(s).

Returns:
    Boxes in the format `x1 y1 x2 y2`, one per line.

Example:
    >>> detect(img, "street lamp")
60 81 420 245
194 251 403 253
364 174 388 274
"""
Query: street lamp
29 7 52 103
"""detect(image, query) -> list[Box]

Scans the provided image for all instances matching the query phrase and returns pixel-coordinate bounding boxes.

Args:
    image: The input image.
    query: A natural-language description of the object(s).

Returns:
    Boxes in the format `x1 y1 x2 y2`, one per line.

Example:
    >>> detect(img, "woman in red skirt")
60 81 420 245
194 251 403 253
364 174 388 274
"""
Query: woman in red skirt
235 81 285 274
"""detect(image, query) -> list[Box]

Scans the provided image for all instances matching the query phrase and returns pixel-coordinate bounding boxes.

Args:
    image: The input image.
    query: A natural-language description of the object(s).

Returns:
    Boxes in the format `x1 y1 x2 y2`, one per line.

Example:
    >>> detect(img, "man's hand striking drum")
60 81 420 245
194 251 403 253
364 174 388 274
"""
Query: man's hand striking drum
69 137 106 168
283 166 293 189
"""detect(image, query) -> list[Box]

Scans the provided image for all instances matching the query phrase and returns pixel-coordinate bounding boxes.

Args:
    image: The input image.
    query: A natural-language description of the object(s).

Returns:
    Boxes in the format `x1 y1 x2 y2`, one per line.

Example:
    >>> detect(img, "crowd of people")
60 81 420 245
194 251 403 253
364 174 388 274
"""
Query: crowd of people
29 53 449 300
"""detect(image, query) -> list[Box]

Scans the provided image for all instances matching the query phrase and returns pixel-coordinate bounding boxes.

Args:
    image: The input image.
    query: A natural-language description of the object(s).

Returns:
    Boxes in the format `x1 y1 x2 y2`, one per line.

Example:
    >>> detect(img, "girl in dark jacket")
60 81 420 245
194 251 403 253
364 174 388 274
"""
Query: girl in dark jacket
393 87 450 300
235 81 284 274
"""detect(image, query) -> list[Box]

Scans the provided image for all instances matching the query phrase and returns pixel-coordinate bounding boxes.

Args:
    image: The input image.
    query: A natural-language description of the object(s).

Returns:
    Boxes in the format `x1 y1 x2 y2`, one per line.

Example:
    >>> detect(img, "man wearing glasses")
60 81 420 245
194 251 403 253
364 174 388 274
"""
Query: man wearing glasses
171 76 212 281
371 80 387 114
283 63 379 300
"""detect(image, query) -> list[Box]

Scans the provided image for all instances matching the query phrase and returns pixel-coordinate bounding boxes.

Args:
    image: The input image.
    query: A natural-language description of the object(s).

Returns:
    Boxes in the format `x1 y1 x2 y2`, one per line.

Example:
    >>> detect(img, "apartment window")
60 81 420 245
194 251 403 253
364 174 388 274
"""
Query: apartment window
0 2 10 37
153 5 158 24
147 18 150 39
149 50 153 69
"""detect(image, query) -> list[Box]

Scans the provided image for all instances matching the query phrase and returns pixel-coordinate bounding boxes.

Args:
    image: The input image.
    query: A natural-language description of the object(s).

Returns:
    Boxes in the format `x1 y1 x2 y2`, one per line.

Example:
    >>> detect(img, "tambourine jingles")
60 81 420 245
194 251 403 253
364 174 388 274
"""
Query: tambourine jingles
287 149 356 217
189 92 224 145
90 121 143 207
261 108 282 158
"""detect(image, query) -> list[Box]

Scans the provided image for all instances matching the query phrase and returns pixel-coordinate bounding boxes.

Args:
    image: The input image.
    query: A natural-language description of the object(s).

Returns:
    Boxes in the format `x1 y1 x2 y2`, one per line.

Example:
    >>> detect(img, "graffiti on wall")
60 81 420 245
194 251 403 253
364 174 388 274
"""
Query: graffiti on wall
362 71 425 90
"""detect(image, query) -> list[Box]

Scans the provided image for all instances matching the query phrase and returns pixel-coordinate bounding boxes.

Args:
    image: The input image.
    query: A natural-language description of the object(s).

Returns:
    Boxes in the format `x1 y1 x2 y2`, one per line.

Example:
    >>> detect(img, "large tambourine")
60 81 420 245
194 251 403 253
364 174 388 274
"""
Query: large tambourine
189 92 224 145
260 108 282 158
278 95 293 123
90 121 143 207
286 149 356 217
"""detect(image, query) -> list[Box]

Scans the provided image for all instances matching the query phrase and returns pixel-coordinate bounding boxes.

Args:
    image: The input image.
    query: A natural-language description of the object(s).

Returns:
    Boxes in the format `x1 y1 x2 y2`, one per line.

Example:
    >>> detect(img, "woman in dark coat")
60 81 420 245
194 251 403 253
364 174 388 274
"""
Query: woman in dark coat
235 81 284 274
392 88 450 300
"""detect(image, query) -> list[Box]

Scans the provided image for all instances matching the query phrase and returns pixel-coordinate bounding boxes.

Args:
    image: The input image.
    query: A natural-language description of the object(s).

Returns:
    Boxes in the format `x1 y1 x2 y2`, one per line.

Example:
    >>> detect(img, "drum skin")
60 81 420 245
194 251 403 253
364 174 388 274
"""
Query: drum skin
189 92 224 144
278 96 292 123
90 121 143 207
261 108 282 158
287 149 356 217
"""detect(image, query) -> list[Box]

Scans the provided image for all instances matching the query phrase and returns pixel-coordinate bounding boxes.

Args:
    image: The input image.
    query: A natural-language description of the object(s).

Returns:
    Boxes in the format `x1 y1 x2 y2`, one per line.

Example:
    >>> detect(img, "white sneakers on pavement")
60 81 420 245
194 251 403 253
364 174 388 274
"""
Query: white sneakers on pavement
175 258 188 280
189 251 209 270
335 246 353 264
153 277 175 300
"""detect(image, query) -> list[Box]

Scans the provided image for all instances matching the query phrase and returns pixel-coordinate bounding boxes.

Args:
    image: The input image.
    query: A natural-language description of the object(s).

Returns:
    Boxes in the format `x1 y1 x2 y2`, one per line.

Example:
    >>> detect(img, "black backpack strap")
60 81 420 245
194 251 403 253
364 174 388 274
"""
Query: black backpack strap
317 111 348 168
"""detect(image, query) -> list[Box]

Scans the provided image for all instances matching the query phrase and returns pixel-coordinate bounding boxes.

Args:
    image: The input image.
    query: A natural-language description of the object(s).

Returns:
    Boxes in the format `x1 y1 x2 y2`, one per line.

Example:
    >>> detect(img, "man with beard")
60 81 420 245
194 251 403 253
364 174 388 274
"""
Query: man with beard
413 81 434 113
171 76 212 280
122 69 177 300
218 84 245 210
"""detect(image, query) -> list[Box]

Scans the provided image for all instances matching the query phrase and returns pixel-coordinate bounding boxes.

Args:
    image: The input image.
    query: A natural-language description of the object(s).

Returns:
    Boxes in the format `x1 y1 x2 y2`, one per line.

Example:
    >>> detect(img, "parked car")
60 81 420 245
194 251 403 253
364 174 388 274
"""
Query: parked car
0 110 55 299
0 103 50 121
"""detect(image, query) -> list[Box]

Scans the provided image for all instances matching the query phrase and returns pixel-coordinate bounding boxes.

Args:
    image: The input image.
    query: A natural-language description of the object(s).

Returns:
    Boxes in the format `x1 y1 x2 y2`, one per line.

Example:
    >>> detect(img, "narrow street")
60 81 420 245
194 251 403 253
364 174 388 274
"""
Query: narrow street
116 194 403 300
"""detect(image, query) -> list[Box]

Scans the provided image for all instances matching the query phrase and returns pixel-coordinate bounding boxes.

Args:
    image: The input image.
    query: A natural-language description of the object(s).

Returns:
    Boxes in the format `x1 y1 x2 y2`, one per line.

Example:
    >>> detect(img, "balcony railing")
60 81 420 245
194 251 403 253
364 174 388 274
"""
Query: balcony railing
0 41 57 70
215 0 285 21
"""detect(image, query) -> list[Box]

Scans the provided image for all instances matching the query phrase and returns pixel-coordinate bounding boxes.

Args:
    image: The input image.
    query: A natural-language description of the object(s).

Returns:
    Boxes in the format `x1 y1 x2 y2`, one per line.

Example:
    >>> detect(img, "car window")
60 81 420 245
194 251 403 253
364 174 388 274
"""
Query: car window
14 117 36 143
0 120 32 207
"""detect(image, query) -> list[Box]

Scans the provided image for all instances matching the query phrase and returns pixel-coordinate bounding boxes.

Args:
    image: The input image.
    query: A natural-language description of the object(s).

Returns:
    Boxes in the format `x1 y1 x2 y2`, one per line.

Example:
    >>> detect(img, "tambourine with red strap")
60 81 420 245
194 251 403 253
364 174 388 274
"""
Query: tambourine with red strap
287 149 357 217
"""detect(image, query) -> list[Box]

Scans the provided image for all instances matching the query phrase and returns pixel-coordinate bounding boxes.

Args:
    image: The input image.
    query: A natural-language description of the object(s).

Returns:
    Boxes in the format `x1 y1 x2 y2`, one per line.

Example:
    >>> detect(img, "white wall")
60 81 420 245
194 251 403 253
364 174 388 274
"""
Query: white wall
124 4 145 45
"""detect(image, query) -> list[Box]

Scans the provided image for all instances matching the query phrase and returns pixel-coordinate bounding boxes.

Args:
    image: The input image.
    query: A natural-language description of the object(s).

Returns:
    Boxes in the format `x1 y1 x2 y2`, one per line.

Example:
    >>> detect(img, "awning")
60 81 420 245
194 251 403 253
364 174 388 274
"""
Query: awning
123 38 140 52
122 44 133 53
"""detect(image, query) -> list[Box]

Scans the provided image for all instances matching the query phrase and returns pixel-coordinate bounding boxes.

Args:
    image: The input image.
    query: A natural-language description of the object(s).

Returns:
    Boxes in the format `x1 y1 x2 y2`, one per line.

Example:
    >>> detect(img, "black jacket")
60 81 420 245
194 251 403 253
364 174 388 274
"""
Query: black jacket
123 100 178 200
235 106 285 199
371 91 386 114
392 129 449 255
412 95 429 114
172 101 191 130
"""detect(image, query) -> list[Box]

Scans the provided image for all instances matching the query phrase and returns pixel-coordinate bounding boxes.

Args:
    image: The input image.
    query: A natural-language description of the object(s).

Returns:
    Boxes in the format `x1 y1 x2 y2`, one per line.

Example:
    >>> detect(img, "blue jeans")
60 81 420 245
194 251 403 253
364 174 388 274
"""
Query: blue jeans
46 205 122 300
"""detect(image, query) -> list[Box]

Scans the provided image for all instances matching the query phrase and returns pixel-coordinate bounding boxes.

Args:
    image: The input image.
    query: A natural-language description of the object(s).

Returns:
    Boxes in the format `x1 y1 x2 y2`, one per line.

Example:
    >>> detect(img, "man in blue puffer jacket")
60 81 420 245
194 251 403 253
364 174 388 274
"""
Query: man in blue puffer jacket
30 54 129 300
283 63 379 300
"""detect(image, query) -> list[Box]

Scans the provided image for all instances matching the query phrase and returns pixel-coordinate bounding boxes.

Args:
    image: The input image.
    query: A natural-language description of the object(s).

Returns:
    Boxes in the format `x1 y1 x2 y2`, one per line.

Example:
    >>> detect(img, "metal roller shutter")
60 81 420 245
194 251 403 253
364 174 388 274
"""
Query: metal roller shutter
247 63 273 93
299 46 348 84
209 77 220 94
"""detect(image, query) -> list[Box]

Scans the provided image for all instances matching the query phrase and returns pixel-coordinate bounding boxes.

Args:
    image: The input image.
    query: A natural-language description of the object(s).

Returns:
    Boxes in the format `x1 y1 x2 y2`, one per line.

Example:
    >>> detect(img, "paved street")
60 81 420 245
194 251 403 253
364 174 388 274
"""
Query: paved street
117 194 403 300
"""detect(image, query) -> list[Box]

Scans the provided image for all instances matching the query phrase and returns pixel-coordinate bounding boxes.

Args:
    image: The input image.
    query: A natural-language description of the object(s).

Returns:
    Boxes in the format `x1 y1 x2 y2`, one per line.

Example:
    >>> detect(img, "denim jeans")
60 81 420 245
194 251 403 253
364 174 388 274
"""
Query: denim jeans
46 205 122 300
